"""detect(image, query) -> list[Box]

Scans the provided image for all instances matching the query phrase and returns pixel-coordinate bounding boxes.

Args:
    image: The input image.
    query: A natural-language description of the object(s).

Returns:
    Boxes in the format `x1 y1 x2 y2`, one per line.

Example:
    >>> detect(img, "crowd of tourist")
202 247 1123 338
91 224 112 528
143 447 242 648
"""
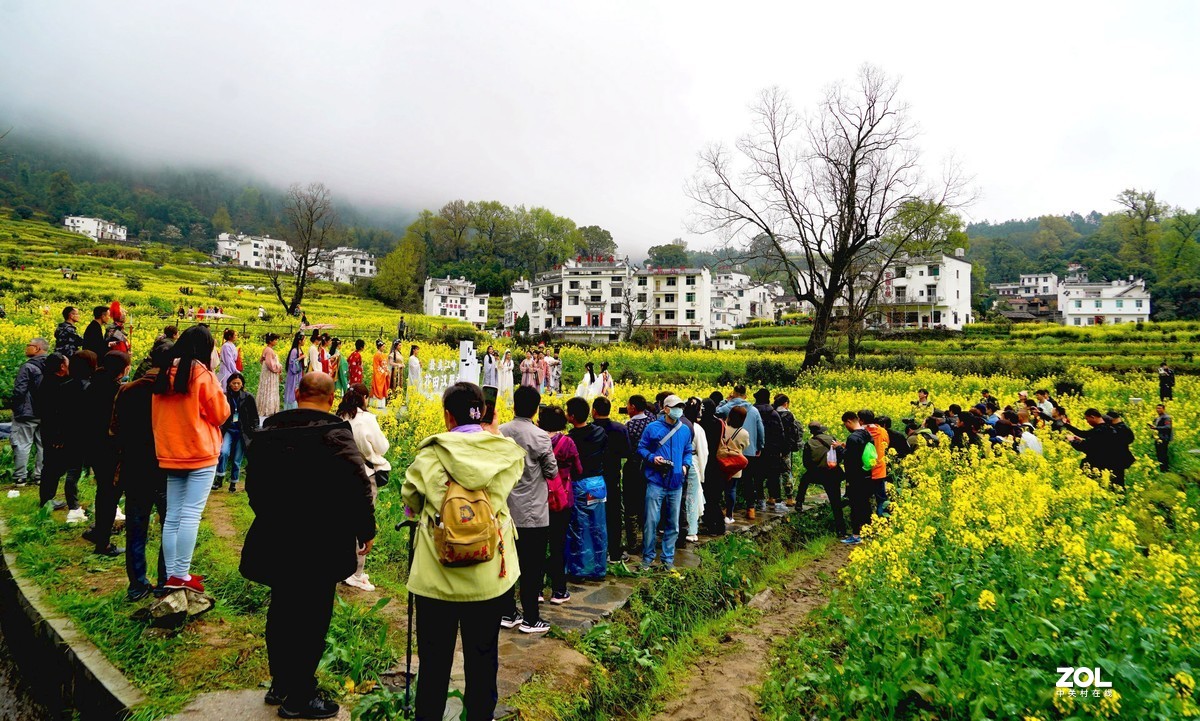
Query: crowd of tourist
5 307 1182 719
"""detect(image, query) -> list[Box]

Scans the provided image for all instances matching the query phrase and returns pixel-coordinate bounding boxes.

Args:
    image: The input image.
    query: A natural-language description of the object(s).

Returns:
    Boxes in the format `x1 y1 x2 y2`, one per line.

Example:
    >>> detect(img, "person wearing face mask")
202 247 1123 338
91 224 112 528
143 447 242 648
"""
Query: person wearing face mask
636 395 693 572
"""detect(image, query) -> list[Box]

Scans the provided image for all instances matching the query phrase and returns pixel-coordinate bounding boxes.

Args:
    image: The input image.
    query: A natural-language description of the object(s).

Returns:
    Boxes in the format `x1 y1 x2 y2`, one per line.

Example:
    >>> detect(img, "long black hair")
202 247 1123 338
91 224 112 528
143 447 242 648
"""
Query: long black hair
336 387 367 420
585 361 595 384
288 331 304 359
153 325 214 395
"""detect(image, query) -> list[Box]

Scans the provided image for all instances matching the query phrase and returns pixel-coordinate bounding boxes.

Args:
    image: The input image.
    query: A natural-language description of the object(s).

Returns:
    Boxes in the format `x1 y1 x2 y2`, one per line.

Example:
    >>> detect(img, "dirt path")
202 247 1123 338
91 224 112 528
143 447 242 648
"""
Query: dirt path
653 542 852 721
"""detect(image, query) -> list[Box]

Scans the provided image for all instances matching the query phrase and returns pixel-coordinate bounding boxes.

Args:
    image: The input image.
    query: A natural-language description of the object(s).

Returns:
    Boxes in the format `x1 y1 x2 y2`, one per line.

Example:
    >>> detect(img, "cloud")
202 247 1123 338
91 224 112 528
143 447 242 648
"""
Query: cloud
2 0 1198 256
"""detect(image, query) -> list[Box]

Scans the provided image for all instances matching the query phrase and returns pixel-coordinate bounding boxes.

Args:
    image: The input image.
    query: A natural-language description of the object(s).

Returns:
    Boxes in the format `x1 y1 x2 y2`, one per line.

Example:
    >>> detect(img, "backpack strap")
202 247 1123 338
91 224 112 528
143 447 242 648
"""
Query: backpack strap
657 421 683 450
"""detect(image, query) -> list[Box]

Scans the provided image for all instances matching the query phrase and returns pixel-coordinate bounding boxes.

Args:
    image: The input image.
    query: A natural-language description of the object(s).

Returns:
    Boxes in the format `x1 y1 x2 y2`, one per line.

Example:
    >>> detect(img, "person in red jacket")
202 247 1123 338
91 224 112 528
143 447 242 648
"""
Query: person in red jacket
151 325 230 593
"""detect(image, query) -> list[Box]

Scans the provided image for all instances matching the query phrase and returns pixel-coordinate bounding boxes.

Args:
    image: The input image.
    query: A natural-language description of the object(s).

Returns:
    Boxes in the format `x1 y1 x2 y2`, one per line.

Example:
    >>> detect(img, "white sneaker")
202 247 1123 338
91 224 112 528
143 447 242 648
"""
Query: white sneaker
758 500 768 511
65 508 87 524
724 516 734 525
343 574 375 591
686 534 699 542
114 506 126 522
773 502 788 513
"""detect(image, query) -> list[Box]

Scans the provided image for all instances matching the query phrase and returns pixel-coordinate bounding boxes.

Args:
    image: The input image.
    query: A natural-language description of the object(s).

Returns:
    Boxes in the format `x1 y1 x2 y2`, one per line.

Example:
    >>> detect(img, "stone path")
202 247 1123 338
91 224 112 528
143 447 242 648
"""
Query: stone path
171 497 830 721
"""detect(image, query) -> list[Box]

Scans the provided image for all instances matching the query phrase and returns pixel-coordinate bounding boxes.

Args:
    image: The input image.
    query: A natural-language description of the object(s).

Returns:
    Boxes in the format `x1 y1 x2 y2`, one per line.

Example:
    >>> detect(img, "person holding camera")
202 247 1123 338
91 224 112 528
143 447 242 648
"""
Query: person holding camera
636 394 693 572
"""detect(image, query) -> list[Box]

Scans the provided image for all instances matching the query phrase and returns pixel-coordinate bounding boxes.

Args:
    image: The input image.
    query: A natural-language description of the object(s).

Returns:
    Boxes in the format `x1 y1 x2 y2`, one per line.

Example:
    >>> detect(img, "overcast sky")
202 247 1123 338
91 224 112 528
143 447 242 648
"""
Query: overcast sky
2 0 1198 256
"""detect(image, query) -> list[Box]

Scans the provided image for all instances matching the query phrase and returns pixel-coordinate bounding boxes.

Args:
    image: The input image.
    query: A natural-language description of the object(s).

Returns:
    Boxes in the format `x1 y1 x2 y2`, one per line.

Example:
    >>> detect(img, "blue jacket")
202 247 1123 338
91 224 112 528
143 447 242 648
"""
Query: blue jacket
715 397 765 455
637 418 693 490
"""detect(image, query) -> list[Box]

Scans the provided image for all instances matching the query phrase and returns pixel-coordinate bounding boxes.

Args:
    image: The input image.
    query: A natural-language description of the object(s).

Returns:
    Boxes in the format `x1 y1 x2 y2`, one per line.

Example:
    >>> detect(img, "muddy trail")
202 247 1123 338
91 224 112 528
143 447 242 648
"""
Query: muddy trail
652 542 852 721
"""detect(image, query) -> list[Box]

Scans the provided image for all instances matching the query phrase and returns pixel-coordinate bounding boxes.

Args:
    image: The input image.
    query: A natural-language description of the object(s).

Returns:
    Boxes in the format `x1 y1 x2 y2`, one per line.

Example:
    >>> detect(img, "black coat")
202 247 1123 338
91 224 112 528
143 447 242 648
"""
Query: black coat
36 375 86 448
240 409 376 586
593 417 628 484
569 423 609 479
83 375 122 468
755 403 785 457
110 374 166 495
82 320 107 358
222 389 260 434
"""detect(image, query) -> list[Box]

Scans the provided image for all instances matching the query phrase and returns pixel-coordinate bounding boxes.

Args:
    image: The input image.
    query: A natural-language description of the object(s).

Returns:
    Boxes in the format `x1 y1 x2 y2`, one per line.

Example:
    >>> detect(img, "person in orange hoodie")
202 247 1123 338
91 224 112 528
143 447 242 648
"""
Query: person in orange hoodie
151 325 230 594
857 409 890 516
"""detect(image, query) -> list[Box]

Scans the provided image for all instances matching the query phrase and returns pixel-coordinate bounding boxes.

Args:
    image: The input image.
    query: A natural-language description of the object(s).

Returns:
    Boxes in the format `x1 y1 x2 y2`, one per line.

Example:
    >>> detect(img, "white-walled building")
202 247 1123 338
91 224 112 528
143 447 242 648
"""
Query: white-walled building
531 257 633 342
628 267 713 344
64 216 127 242
314 247 378 284
710 271 784 331
423 277 489 328
216 233 298 272
869 250 974 329
991 273 1059 299
502 278 534 331
1058 273 1150 326
798 249 974 330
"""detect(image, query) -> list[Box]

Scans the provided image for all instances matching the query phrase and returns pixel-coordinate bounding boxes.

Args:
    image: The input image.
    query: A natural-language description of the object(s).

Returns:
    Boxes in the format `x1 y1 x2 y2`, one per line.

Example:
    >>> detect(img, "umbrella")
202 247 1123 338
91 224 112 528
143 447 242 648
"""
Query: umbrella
301 323 336 330
202 313 238 319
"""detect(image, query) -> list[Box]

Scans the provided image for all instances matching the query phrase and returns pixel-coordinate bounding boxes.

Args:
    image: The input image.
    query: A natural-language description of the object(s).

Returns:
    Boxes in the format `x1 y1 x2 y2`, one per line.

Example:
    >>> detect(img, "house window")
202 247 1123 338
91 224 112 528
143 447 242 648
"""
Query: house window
667 277 677 286
737 290 744 297
1116 300 1123 309
1136 299 1144 308
611 288 621 298
686 276 696 285
1074 300 1082 309
686 310 695 320
665 310 676 320
440 296 447 304
1074 318 1081 326
665 294 675 303
686 292 696 303
569 281 579 289
689 331 700 341
918 270 924 276
590 295 602 303
610 303 621 314
1094 300 1102 309
591 280 601 289
637 293 647 303
933 310 941 323
638 277 647 286
569 297 578 305
896 289 906 302
895 266 905 277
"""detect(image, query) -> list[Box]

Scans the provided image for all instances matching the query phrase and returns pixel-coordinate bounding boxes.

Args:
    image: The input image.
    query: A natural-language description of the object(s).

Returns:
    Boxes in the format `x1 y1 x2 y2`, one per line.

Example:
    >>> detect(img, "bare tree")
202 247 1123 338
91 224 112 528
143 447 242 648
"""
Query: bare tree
269 182 339 316
687 65 969 368
618 281 653 341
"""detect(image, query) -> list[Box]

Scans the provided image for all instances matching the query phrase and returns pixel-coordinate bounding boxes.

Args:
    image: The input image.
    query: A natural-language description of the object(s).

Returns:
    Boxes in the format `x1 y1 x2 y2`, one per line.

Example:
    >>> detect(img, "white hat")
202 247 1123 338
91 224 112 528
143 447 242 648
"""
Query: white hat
663 394 685 408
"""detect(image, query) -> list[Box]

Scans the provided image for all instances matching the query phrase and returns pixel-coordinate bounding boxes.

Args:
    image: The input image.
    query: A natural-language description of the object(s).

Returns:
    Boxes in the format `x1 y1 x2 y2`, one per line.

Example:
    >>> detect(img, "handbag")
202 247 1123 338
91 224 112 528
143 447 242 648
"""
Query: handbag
235 347 244 372
715 421 749 479
547 434 573 512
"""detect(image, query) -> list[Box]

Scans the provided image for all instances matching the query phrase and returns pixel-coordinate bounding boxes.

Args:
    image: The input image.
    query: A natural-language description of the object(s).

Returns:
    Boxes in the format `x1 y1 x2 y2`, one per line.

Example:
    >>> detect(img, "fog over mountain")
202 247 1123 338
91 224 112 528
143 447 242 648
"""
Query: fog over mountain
3 0 1199 256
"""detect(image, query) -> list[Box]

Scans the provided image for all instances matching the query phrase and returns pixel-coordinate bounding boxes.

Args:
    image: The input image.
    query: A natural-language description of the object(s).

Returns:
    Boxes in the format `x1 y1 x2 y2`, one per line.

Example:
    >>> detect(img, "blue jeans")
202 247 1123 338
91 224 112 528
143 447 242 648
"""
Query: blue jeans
642 483 681 567
216 429 245 482
163 466 217 579
126 485 167 592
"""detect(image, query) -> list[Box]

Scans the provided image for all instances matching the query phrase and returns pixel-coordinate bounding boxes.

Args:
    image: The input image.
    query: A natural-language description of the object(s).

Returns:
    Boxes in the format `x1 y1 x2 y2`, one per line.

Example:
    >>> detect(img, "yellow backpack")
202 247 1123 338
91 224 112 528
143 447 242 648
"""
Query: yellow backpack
433 477 499 567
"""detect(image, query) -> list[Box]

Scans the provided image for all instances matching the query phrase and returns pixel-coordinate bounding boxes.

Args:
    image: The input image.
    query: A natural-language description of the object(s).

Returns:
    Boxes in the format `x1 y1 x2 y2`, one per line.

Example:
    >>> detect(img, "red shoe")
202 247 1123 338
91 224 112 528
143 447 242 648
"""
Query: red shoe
164 576 205 593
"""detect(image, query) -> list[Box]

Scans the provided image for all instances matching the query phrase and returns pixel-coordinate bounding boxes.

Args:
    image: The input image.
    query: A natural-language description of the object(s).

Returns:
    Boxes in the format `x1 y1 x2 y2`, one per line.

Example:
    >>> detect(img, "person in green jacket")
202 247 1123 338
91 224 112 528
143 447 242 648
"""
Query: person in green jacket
402 382 525 721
